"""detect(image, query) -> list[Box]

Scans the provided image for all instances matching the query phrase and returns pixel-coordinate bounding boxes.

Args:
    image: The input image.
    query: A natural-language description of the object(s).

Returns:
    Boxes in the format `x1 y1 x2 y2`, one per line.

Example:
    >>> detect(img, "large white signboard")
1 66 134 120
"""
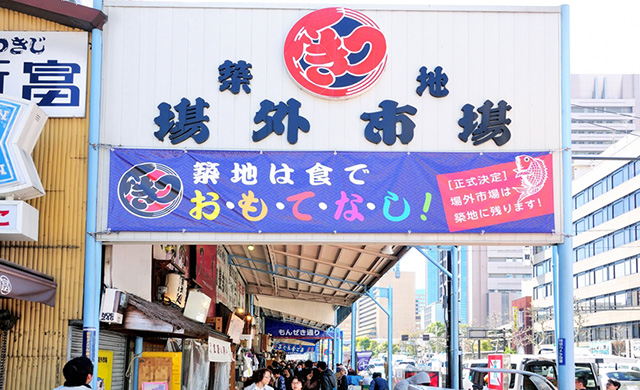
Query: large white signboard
98 4 564 245
0 32 88 117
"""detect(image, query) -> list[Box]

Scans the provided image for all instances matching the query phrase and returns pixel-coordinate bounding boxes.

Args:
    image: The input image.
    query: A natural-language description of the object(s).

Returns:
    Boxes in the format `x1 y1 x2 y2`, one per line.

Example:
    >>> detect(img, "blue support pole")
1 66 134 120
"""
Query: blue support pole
83 2 104 388
133 336 143 389
557 4 576 389
387 286 393 389
334 310 339 369
339 330 344 365
552 247 560 334
451 247 460 390
351 301 357 371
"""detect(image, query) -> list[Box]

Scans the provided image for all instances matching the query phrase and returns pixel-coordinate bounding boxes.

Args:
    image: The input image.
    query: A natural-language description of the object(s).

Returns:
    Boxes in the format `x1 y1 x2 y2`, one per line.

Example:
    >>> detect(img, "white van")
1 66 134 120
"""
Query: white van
462 359 488 390
476 354 601 390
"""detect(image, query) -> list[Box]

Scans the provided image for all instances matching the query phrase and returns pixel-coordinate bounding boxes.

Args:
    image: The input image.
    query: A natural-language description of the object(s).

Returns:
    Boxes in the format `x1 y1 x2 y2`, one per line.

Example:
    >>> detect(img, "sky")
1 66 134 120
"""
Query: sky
90 0 640 74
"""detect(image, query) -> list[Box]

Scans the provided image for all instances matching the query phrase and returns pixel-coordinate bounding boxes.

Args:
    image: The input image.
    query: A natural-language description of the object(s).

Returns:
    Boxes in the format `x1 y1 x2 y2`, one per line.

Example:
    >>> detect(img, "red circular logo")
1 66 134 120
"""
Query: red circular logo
283 7 388 99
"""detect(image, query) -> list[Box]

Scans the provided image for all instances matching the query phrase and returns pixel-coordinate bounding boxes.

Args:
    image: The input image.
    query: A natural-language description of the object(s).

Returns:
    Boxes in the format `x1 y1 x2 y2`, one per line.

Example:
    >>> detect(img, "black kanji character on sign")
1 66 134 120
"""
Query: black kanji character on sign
457 99 512 146
361 100 417 145
253 98 310 144
416 65 449 97
218 60 253 94
154 97 210 145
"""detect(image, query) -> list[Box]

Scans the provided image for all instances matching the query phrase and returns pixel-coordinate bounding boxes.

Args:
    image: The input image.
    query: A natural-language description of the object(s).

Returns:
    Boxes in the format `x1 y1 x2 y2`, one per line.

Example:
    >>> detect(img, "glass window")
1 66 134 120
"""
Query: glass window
614 231 625 248
612 168 624 187
615 261 625 278
593 181 604 198
594 238 605 255
595 268 603 284
593 210 604 226
575 191 585 208
613 200 625 218
576 246 586 262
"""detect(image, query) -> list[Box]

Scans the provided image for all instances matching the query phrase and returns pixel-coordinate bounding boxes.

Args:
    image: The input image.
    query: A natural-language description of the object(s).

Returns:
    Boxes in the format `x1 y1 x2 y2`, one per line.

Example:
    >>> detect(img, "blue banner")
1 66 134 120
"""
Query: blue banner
272 342 316 354
265 317 334 340
108 148 555 234
356 351 373 371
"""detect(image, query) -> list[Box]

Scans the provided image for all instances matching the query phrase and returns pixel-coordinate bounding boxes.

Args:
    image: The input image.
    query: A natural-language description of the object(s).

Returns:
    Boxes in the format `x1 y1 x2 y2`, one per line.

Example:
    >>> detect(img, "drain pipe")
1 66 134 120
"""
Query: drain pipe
83 1 104 388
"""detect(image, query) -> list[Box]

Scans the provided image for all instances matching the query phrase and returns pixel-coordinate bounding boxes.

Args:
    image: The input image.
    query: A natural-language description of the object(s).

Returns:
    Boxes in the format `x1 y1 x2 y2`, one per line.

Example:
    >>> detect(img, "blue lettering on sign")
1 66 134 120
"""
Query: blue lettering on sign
558 338 565 365
22 60 81 107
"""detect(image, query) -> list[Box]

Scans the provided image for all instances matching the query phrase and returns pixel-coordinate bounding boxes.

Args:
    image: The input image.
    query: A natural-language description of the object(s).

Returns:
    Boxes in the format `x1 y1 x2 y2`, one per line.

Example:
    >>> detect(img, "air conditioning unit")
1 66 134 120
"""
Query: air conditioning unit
100 288 128 324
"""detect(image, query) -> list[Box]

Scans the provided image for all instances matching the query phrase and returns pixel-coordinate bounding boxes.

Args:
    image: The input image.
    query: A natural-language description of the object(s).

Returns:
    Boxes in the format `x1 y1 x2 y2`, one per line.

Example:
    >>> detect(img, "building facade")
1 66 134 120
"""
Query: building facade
571 74 640 157
532 134 640 352
0 2 106 389
467 246 532 328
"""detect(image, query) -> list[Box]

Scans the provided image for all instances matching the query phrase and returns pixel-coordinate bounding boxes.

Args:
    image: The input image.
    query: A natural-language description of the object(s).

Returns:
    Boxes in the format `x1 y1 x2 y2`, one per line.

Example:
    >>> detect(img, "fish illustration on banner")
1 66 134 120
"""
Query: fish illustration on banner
513 155 549 204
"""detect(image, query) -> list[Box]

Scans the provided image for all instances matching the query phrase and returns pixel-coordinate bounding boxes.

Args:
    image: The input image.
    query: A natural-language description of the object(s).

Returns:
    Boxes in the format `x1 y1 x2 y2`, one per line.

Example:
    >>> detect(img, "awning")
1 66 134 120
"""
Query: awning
122 294 224 340
0 258 56 307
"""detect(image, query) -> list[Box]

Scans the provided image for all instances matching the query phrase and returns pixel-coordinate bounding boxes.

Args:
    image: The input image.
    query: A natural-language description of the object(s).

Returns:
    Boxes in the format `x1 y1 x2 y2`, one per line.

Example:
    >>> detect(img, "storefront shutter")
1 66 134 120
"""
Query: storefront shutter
69 326 128 390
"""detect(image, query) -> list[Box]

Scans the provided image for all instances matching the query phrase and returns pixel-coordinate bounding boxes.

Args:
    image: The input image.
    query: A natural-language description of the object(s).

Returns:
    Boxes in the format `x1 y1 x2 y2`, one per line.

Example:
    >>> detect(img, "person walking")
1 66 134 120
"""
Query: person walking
54 356 94 389
370 372 389 390
245 368 275 390
317 361 337 390
304 368 322 390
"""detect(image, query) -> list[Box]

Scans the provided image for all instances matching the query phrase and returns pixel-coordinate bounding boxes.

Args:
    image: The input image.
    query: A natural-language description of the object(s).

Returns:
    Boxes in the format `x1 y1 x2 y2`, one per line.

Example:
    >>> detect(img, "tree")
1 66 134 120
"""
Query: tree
356 336 371 351
370 340 379 354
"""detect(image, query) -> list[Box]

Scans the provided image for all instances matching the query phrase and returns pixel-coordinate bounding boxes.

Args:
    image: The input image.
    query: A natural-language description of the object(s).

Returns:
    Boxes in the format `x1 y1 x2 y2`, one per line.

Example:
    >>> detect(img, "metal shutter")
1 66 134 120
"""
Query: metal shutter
69 326 128 390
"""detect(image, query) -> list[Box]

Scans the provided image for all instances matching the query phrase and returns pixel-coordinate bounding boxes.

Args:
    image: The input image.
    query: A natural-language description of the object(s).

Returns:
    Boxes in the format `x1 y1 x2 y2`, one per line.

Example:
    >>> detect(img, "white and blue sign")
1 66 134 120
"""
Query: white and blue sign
0 32 88 118
0 94 47 199
108 148 555 234
265 317 334 340
272 342 316 354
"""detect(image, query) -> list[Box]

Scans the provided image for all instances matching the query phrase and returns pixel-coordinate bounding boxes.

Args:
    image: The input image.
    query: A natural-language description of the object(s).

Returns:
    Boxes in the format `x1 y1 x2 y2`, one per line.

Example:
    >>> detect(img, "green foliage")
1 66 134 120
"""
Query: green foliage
356 336 371 351
426 321 445 337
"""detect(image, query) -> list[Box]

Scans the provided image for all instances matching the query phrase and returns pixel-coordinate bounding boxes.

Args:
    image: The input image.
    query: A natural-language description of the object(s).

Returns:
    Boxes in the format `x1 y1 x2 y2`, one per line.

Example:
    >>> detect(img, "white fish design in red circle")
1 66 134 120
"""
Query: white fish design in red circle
513 155 548 204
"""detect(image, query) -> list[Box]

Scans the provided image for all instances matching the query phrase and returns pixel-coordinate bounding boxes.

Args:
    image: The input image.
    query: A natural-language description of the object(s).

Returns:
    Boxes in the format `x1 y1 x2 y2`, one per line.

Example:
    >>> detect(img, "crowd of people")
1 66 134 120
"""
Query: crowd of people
243 360 373 390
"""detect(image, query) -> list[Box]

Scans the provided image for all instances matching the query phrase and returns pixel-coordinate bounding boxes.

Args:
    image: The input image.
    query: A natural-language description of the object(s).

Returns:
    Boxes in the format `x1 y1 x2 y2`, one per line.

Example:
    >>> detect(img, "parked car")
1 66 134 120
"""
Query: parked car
462 360 488 390
473 354 600 390
600 370 640 390
470 367 557 390
368 361 386 379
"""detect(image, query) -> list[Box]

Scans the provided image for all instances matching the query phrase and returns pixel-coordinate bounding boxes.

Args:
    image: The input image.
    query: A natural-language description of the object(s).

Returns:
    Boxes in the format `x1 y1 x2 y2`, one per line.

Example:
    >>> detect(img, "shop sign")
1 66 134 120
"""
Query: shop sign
265 317 334 340
272 342 315 354
0 94 47 200
99 5 564 244
0 200 38 241
108 149 554 234
98 350 114 390
215 246 245 310
0 32 88 117
208 336 232 362
195 245 216 317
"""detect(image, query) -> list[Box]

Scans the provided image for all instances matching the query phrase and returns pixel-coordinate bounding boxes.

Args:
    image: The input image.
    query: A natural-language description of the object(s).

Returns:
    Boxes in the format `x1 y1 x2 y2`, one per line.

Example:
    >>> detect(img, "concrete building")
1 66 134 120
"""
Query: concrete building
532 134 640 349
341 268 417 342
467 246 533 328
421 248 468 329
571 74 640 157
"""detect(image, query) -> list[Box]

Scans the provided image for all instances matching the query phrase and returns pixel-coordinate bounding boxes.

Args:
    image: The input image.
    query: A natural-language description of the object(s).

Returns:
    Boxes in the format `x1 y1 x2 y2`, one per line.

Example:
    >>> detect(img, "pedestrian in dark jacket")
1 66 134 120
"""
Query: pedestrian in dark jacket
370 372 389 390
317 361 337 390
